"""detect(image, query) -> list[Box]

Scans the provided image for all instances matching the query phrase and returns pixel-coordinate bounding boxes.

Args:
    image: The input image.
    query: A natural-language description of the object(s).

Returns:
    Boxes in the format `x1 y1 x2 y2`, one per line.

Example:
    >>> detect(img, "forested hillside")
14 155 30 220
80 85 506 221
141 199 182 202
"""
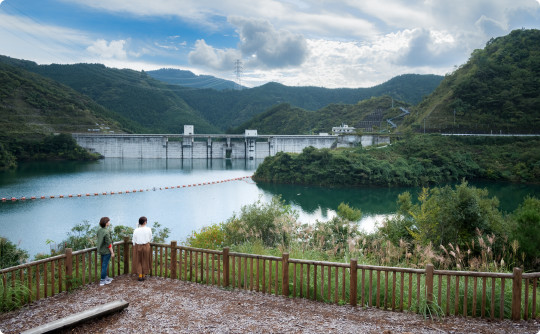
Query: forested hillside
0 57 220 134
406 29 540 134
179 74 441 132
0 55 442 134
0 61 131 169
147 68 241 90
253 135 540 187
230 96 410 134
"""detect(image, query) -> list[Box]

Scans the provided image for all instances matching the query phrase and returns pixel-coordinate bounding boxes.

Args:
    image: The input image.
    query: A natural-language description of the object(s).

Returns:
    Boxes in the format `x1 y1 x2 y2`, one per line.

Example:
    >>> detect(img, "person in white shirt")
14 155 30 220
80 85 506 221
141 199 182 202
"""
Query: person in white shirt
132 216 152 281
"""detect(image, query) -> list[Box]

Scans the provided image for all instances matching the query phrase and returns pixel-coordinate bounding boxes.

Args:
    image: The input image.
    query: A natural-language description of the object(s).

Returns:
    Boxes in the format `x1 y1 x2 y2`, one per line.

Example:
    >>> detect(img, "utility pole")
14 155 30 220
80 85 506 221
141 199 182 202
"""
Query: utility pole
234 59 243 90
453 109 456 134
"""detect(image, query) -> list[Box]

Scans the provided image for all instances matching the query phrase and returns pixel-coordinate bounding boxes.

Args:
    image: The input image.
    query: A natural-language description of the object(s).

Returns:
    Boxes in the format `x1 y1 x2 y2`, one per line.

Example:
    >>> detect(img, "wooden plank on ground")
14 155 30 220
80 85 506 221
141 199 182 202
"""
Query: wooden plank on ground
21 299 129 334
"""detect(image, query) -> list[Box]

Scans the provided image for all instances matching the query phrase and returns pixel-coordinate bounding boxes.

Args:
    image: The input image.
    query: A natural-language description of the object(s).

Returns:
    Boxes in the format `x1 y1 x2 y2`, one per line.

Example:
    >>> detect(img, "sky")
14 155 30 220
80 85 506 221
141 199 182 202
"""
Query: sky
0 0 540 88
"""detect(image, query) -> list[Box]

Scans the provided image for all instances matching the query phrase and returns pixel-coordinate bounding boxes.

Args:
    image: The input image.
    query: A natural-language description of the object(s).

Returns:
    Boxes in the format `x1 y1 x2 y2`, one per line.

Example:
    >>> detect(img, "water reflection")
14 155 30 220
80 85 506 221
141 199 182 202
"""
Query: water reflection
1 158 539 257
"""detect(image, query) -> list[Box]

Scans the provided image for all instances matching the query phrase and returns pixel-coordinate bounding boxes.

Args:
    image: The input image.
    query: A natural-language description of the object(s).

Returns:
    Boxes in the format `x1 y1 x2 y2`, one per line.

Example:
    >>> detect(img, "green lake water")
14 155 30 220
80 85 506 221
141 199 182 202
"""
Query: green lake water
1 158 538 257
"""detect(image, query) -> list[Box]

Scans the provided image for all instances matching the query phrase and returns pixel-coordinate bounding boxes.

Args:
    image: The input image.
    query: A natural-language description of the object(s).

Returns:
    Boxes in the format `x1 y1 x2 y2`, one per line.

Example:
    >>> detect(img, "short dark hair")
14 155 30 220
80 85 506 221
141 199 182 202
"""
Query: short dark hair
99 217 110 228
139 216 147 225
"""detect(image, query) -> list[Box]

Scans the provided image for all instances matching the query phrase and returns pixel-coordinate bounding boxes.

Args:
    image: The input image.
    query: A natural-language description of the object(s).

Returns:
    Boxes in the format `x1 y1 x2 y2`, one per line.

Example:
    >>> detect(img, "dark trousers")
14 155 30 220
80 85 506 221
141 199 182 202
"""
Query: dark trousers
101 253 111 280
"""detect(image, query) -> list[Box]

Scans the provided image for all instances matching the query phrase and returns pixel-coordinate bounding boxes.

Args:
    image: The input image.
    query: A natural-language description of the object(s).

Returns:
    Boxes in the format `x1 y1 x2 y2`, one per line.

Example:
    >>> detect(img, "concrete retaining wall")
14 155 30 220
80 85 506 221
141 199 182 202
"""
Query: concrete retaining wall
73 134 389 159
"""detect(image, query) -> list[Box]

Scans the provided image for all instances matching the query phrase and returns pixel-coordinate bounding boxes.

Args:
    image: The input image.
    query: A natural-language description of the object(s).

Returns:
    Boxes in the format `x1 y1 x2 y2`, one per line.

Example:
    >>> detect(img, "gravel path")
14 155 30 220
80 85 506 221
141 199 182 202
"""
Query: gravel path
0 275 538 333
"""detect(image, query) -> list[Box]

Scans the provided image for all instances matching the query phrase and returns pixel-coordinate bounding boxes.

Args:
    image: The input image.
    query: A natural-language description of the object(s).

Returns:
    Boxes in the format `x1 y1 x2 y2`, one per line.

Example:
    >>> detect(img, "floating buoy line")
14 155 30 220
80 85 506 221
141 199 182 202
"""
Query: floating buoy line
1 175 253 203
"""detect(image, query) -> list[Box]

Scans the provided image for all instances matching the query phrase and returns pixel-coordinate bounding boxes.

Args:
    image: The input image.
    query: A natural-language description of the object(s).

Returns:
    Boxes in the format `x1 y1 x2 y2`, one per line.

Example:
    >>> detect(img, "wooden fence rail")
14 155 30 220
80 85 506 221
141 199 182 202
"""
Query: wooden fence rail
1 239 538 321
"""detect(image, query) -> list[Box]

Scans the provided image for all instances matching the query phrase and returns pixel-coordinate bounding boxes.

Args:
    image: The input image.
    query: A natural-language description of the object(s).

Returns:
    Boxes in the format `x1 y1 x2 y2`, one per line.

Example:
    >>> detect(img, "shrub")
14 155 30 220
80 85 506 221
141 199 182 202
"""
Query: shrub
222 196 298 247
185 223 225 250
0 280 31 312
511 196 540 270
0 237 29 269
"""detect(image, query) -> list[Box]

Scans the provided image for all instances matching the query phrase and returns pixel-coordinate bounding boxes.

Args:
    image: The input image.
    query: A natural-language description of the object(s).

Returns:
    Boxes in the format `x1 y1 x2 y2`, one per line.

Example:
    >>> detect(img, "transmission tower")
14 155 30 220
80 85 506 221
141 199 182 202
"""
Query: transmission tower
234 59 243 90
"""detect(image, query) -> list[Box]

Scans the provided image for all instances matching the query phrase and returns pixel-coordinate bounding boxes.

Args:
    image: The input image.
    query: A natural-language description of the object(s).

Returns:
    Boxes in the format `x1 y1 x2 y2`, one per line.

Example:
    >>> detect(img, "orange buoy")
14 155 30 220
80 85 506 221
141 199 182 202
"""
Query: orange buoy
50 195 55 198
94 193 99 196
77 194 82 197
102 192 107 195
41 196 45 199
68 194 73 198
86 193 90 196
31 196 36 200
111 191 115 194
21 197 26 200
1 198 6 202
11 197 16 201
59 195 64 198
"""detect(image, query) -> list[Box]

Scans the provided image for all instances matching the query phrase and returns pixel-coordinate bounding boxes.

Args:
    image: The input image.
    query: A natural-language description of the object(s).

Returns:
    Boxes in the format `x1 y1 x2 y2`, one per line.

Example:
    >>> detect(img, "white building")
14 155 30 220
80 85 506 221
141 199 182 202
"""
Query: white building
184 125 194 135
332 124 355 134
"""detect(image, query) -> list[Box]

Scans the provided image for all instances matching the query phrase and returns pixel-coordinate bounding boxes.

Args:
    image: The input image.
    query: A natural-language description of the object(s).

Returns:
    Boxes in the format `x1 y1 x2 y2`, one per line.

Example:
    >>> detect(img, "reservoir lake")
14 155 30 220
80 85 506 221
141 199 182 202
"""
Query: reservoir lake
1 158 539 257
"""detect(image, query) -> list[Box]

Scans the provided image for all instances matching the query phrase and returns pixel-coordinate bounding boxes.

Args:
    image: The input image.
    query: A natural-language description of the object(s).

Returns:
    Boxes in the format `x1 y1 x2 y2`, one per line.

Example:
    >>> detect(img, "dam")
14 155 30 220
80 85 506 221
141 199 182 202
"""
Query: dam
72 126 390 159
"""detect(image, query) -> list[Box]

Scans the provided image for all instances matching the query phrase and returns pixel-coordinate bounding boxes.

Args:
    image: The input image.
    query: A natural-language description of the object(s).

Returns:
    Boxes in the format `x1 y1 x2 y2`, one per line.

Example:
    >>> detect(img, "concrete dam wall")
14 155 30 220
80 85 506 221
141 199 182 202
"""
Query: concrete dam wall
72 133 390 159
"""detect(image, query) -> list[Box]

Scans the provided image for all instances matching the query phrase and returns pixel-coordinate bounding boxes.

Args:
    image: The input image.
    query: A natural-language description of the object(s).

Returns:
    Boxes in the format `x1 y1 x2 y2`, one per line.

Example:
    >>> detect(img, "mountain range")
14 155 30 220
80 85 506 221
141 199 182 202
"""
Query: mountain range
1 28 539 159
0 54 442 135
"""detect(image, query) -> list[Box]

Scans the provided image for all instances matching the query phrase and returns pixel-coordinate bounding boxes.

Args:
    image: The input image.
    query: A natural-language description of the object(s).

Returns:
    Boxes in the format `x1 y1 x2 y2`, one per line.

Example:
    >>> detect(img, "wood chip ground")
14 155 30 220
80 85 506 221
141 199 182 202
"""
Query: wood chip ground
0 276 538 333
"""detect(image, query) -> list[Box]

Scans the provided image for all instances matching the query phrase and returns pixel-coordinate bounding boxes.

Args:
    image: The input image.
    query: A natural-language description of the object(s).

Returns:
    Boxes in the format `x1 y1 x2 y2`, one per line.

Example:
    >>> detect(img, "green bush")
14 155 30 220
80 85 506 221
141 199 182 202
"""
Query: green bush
185 223 225 250
34 220 170 259
0 280 31 312
404 181 506 249
511 196 540 270
221 196 297 247
0 237 29 269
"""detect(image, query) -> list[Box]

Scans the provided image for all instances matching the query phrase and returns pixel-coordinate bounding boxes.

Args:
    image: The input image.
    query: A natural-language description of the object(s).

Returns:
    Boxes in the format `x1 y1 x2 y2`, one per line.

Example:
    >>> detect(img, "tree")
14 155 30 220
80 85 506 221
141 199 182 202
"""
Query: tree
0 237 29 269
511 196 540 270
405 181 506 249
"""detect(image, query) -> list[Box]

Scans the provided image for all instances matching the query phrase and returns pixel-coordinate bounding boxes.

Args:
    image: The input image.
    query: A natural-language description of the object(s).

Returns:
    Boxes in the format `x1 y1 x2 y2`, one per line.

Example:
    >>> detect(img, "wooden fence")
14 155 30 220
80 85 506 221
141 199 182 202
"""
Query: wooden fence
1 238 538 321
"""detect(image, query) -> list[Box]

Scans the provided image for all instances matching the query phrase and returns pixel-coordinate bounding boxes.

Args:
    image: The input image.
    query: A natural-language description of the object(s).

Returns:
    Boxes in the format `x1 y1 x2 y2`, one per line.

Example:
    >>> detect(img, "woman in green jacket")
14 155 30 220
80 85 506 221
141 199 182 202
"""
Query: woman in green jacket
96 217 115 286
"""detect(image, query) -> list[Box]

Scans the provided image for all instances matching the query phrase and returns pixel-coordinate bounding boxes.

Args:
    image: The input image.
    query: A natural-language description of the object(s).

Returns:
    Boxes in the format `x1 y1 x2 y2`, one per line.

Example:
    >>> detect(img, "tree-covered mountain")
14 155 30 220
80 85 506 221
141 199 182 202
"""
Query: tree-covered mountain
0 56 220 134
405 29 540 134
0 55 442 134
177 74 442 132
230 96 410 134
0 61 136 138
0 61 135 169
147 68 243 90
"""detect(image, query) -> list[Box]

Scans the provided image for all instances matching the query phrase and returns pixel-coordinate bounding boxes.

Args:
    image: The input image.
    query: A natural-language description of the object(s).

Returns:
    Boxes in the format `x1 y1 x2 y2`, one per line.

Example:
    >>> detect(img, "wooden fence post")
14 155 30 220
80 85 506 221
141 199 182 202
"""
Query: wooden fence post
282 253 289 296
170 241 177 279
123 236 130 275
350 258 358 306
425 264 434 304
65 248 73 291
223 247 229 287
512 267 523 321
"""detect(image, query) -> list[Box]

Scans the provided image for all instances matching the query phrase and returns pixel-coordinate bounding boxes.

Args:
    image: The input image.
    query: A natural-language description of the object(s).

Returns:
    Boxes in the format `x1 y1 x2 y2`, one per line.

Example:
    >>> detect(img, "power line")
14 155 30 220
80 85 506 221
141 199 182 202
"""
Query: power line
234 59 243 90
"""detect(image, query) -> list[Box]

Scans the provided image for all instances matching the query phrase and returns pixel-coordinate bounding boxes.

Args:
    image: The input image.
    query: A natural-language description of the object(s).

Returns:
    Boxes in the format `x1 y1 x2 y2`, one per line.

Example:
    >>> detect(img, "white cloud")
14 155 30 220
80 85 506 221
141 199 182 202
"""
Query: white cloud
4 0 540 88
188 39 240 71
0 12 91 64
87 39 128 59
229 16 309 68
